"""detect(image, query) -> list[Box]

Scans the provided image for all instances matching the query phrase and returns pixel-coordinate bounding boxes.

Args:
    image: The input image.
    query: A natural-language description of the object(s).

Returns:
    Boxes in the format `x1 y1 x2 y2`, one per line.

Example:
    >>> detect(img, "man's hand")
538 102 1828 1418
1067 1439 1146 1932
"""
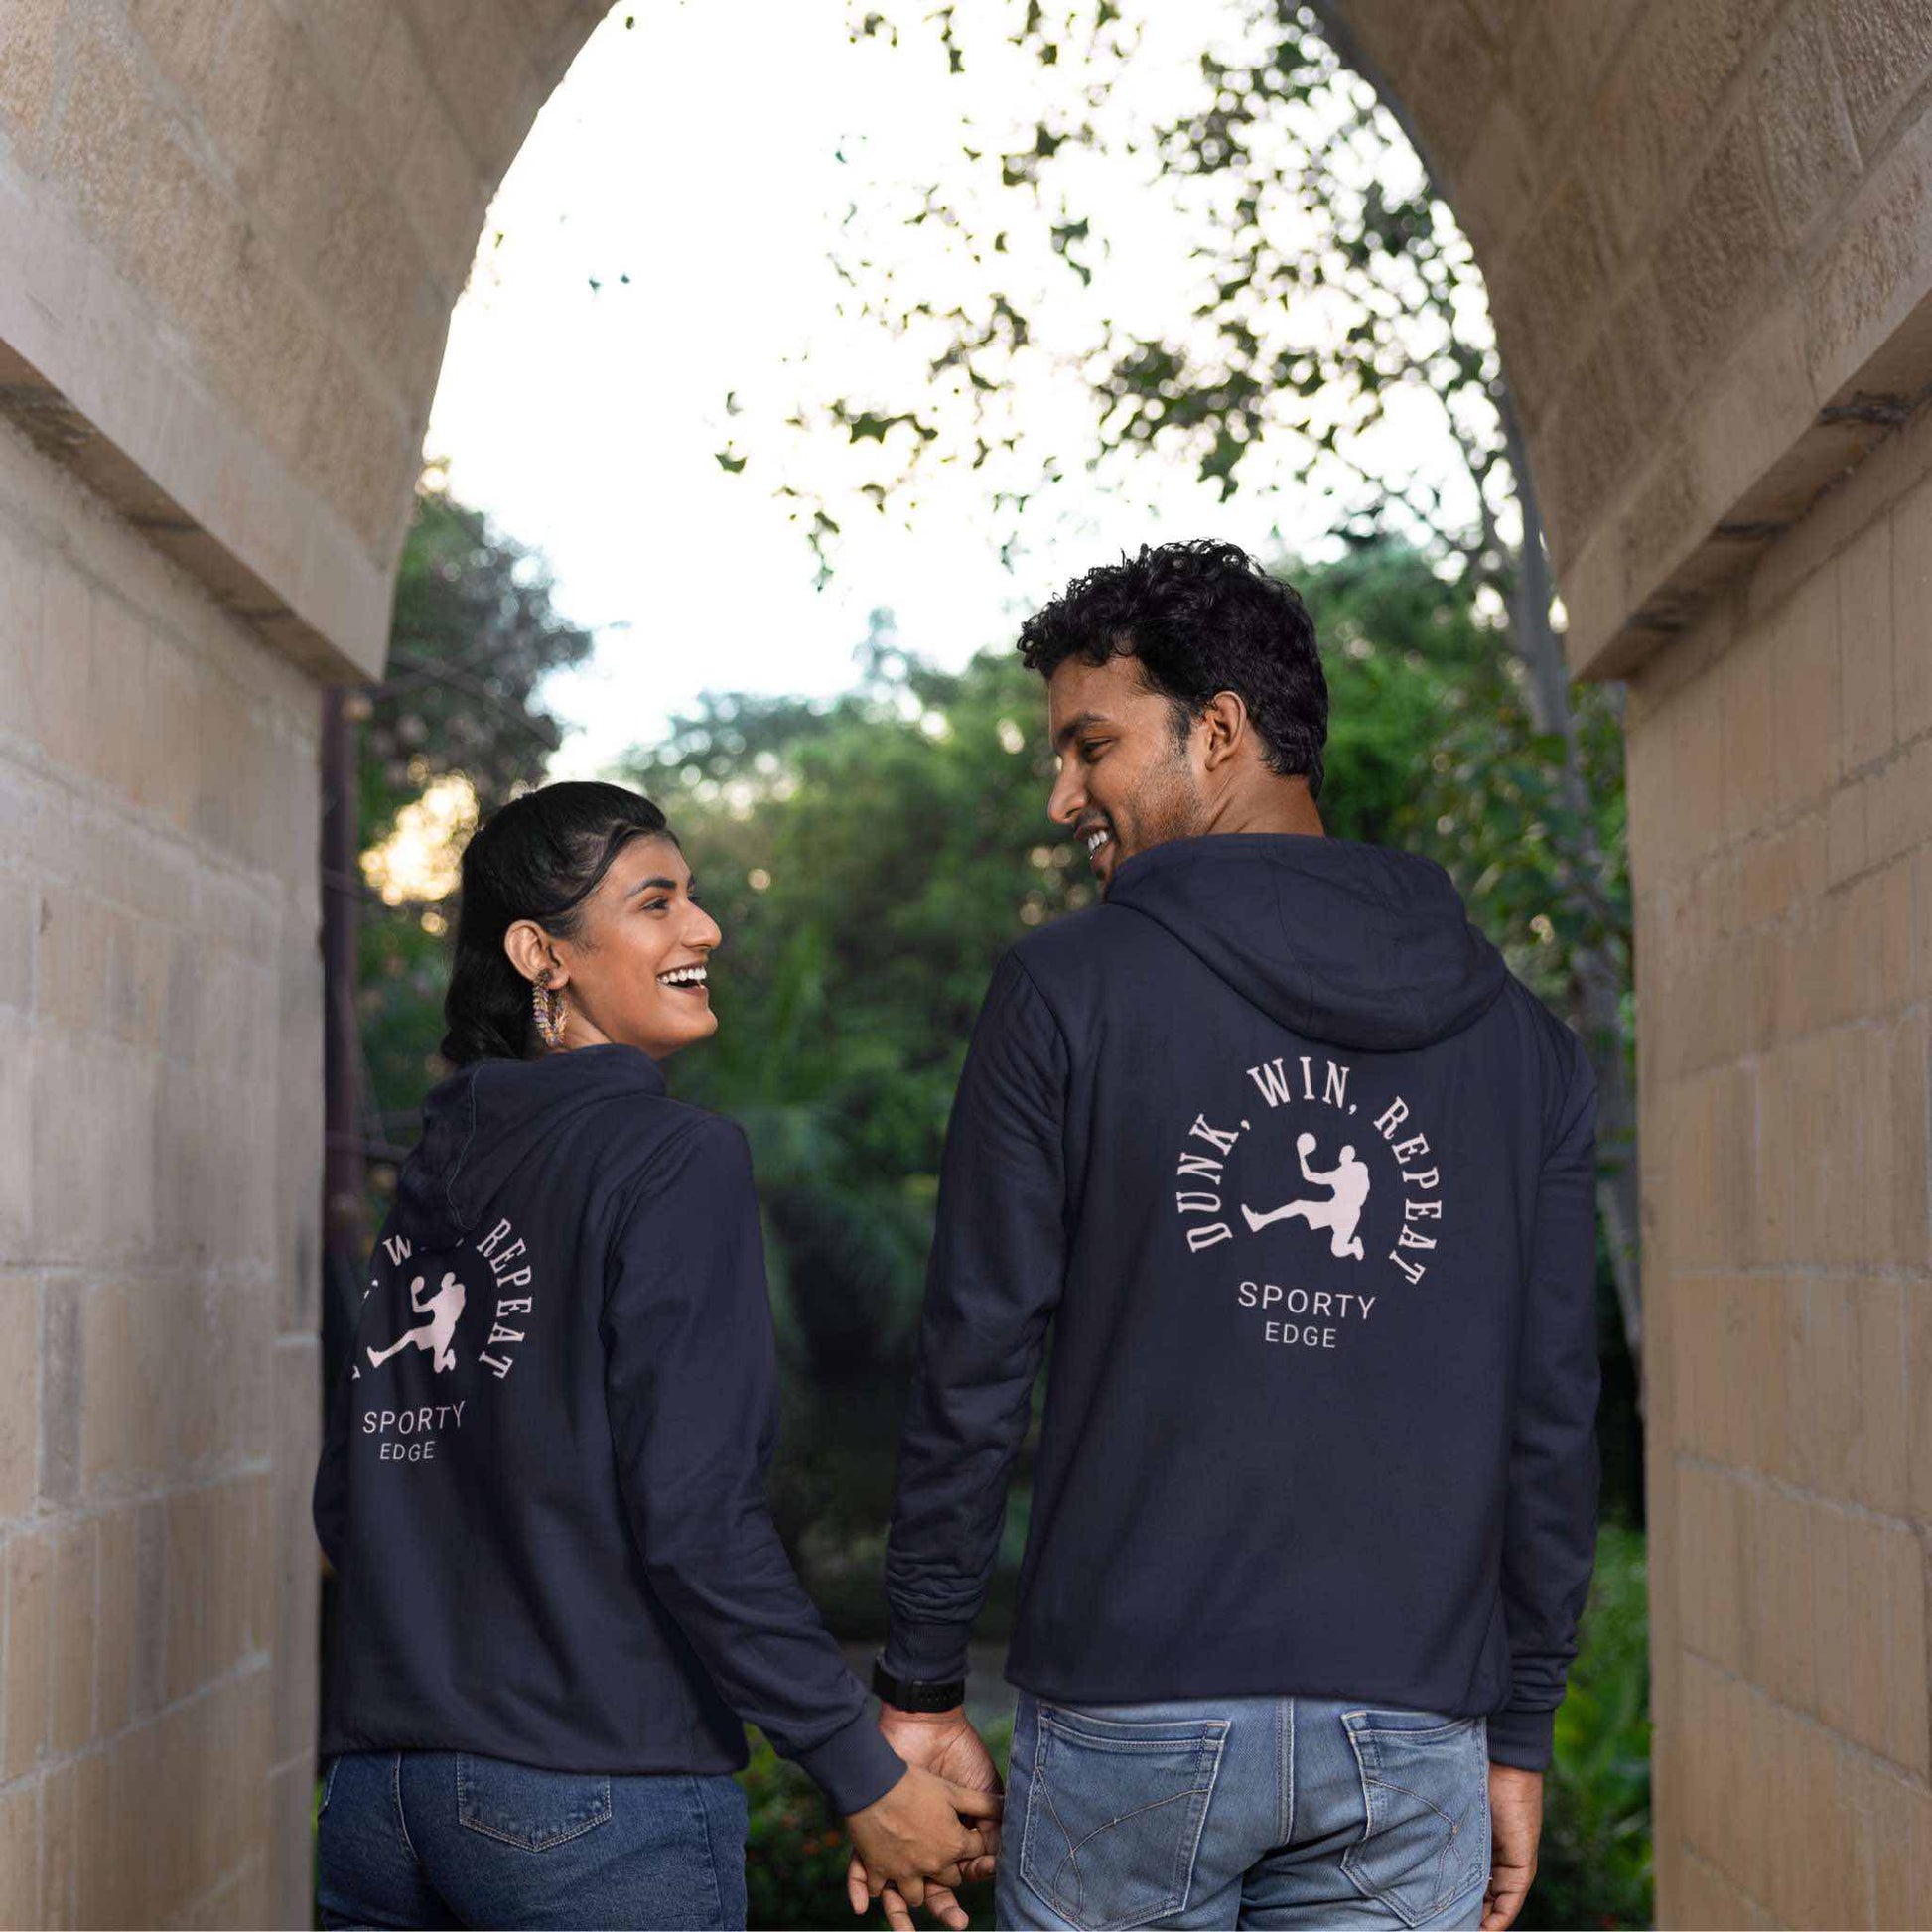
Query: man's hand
847 1706 1003 1929
1481 1763 1543 1930
844 1763 1001 1931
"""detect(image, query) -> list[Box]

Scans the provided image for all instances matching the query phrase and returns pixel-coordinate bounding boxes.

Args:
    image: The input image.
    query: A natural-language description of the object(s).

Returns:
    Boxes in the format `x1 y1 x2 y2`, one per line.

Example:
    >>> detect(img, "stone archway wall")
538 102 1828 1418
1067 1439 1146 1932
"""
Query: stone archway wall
0 0 1929 1925
1321 2 1932 1924
0 3 604 1921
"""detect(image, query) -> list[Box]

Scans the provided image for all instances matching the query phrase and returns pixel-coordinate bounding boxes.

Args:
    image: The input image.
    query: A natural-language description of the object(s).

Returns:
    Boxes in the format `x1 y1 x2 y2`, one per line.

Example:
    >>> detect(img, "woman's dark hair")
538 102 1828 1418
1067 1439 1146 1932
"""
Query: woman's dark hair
441 781 675 1064
1017 539 1328 798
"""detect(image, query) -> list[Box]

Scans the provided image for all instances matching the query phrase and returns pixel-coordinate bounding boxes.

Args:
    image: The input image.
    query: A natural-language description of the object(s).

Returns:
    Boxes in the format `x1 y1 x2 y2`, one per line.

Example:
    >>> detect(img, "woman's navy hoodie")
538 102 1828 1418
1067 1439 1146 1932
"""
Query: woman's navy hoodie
881 834 1600 1770
313 1045 903 1816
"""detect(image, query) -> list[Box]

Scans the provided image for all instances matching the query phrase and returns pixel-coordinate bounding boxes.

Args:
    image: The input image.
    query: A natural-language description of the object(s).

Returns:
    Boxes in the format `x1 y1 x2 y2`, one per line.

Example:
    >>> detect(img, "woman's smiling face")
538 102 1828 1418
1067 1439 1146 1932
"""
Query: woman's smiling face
506 834 723 1059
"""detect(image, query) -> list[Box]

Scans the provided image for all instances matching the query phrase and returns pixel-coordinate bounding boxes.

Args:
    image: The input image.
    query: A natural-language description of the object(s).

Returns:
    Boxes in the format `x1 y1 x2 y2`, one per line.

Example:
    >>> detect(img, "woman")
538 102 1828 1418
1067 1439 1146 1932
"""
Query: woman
314 781 994 1930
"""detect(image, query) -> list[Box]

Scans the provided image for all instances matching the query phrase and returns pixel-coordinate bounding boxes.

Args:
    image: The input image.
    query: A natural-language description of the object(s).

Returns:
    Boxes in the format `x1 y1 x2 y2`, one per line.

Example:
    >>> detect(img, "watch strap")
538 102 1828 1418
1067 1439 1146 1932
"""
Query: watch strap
871 1653 967 1712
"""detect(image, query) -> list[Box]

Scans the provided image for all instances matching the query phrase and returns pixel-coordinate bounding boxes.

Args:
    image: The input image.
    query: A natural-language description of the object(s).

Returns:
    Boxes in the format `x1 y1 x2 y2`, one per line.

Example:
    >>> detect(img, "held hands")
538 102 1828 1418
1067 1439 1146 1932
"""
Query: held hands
847 1708 1004 1930
843 1756 1002 1932
1481 1763 1543 1931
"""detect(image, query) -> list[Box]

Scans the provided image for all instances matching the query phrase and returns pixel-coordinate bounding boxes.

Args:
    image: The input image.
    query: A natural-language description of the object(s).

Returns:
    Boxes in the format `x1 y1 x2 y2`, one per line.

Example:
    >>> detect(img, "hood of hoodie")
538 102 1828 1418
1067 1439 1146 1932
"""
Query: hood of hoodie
395 1043 667 1251
1103 833 1507 1052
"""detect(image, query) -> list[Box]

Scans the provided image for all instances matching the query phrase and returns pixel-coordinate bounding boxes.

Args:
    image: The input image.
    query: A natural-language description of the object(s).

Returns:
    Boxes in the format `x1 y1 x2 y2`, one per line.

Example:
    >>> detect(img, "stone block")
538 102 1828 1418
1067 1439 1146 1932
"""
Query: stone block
1760 1475 1815 1712
50 1517 96 1754
1888 1009 1929 1265
41 1753 75 1928
1755 3 1862 246
1827 0 1932 154
1883 1521 1930 1776
1445 97 1538 257
128 0 226 98
45 14 167 262
1840 517 1898 772
0 1777 33 1931
1808 1498 1854 1735
1655 117 1783 379
1538 334 1639 555
1851 1281 1909 1514
1795 1273 1856 1493
0 1017 28 1256
4 1525 51 1778
1669 668 1726 869
0 519 44 757
360 9 434 169
1851 1512 1901 1759
1893 471 1932 731
1867 1768 1932 1930
0 1273 36 1521
1802 112 1932 396
0 0 63 168
400 92 486 307
1720 626 1775 842
35 552 95 781
95 1502 135 1737
1826 776 1867 886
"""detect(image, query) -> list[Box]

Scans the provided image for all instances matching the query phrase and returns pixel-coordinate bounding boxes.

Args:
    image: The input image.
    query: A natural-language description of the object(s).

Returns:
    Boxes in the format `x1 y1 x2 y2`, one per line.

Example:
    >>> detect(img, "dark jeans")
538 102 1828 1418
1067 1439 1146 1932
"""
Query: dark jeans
317 1748 751 1930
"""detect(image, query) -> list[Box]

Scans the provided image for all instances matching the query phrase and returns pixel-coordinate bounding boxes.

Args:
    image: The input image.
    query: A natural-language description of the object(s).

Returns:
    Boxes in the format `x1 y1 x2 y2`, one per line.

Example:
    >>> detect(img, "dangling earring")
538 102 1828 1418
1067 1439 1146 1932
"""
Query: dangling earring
533 971 568 1050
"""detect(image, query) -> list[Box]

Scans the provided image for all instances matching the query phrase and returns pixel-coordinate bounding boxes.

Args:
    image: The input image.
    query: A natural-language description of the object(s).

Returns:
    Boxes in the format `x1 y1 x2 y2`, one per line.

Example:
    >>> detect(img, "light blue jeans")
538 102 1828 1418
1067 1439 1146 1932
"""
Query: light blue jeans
994 1692 1491 1929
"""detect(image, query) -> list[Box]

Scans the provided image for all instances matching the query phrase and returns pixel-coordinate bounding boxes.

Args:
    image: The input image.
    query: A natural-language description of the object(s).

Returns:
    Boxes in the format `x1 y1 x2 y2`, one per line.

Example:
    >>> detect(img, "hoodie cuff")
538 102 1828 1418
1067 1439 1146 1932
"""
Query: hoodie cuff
1485 1704 1555 1771
881 1616 975 1687
793 1707 906 1818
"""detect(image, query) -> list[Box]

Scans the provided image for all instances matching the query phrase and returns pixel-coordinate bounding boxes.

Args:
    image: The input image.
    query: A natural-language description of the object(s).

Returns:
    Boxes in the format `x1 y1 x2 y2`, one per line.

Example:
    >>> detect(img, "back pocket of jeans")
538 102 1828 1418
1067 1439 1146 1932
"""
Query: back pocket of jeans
1017 1705 1227 1931
1339 1709 1488 1928
456 1753 613 1853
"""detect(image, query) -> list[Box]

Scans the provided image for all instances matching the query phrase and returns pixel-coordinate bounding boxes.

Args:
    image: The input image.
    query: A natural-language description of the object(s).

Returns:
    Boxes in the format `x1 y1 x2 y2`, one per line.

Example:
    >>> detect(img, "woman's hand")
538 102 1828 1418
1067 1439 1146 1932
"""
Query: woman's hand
843 1765 1002 1925
846 1708 1004 1928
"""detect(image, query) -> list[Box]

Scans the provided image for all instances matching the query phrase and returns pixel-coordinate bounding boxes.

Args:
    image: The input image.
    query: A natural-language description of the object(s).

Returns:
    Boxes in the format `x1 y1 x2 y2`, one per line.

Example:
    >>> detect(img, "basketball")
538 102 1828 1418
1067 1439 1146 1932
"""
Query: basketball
1297 1131 1316 1155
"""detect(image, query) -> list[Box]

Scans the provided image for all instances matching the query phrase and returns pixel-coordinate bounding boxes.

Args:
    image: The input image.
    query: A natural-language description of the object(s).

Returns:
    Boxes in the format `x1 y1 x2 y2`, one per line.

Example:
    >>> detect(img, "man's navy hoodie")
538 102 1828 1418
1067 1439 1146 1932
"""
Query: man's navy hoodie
313 1044 903 1816
882 834 1600 1770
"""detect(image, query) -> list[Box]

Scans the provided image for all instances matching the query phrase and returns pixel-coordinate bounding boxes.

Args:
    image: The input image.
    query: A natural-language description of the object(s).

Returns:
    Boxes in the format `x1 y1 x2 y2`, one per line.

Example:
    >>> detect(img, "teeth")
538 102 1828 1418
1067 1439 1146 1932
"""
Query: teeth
1085 829 1108 855
657 966 708 986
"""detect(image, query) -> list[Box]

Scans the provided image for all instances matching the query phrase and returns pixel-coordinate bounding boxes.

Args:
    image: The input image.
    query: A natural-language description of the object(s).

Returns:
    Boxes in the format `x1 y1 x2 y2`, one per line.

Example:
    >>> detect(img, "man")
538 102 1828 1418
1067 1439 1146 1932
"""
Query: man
851 541 1599 1931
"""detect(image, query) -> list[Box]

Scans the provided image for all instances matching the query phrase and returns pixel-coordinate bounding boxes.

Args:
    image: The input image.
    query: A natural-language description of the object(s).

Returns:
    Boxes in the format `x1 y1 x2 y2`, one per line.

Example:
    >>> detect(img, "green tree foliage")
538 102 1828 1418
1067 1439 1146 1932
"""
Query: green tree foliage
354 487 596 1162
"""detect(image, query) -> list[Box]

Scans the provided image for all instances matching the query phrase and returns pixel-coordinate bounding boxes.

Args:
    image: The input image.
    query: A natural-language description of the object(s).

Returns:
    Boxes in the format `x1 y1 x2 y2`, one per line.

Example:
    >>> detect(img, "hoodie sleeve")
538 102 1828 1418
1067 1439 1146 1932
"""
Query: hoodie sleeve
602 1114 905 1819
883 951 1069 1685
1489 1034 1602 1770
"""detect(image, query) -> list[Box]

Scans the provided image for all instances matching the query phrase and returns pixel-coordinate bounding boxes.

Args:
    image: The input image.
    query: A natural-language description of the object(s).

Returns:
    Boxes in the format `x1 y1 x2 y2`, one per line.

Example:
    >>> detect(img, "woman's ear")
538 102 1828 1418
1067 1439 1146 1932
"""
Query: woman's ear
503 919 567 990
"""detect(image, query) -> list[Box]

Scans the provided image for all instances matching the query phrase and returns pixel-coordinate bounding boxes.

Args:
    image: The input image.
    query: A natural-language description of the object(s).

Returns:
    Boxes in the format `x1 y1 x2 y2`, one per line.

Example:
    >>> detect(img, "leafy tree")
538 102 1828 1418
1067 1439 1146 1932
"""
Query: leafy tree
747 0 1643 1382
354 485 597 1164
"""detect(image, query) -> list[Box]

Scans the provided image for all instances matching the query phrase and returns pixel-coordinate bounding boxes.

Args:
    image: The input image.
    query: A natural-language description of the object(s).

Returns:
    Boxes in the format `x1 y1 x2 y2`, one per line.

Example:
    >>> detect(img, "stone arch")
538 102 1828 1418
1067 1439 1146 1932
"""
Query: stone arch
1 2 1928 1925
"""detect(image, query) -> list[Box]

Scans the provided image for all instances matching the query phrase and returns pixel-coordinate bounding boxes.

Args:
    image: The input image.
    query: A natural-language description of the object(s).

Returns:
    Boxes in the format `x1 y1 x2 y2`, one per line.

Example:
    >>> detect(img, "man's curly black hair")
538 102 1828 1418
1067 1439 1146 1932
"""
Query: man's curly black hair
1017 539 1327 800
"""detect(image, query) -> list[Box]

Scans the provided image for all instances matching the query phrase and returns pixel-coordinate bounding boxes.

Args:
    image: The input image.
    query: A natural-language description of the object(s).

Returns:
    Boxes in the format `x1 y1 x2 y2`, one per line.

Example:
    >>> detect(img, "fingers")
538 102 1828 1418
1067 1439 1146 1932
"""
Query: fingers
922 1881 969 1930
940 1779 1005 1821
881 1884 914 1932
846 1855 870 1916
1482 1875 1529 1930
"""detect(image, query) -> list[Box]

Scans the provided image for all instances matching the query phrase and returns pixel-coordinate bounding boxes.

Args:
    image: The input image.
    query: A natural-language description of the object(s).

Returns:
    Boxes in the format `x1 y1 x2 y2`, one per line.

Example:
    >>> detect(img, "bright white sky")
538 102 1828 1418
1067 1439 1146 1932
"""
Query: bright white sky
425 0 1461 777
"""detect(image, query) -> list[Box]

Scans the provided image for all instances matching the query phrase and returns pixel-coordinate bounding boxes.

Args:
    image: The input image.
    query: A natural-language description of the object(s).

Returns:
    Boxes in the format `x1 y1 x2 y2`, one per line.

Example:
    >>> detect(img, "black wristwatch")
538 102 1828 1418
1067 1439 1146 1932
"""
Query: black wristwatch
871 1653 967 1712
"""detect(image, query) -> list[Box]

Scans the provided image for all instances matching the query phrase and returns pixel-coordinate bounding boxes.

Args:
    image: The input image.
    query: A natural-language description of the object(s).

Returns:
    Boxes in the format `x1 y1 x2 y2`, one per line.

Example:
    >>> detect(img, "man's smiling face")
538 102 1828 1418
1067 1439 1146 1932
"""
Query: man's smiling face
1045 652 1209 891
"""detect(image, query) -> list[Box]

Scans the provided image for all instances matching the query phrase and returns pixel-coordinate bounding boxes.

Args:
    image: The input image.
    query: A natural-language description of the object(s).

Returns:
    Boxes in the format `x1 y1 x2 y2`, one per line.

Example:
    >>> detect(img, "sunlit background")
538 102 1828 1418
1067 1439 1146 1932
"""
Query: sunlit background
422 0 1472 776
